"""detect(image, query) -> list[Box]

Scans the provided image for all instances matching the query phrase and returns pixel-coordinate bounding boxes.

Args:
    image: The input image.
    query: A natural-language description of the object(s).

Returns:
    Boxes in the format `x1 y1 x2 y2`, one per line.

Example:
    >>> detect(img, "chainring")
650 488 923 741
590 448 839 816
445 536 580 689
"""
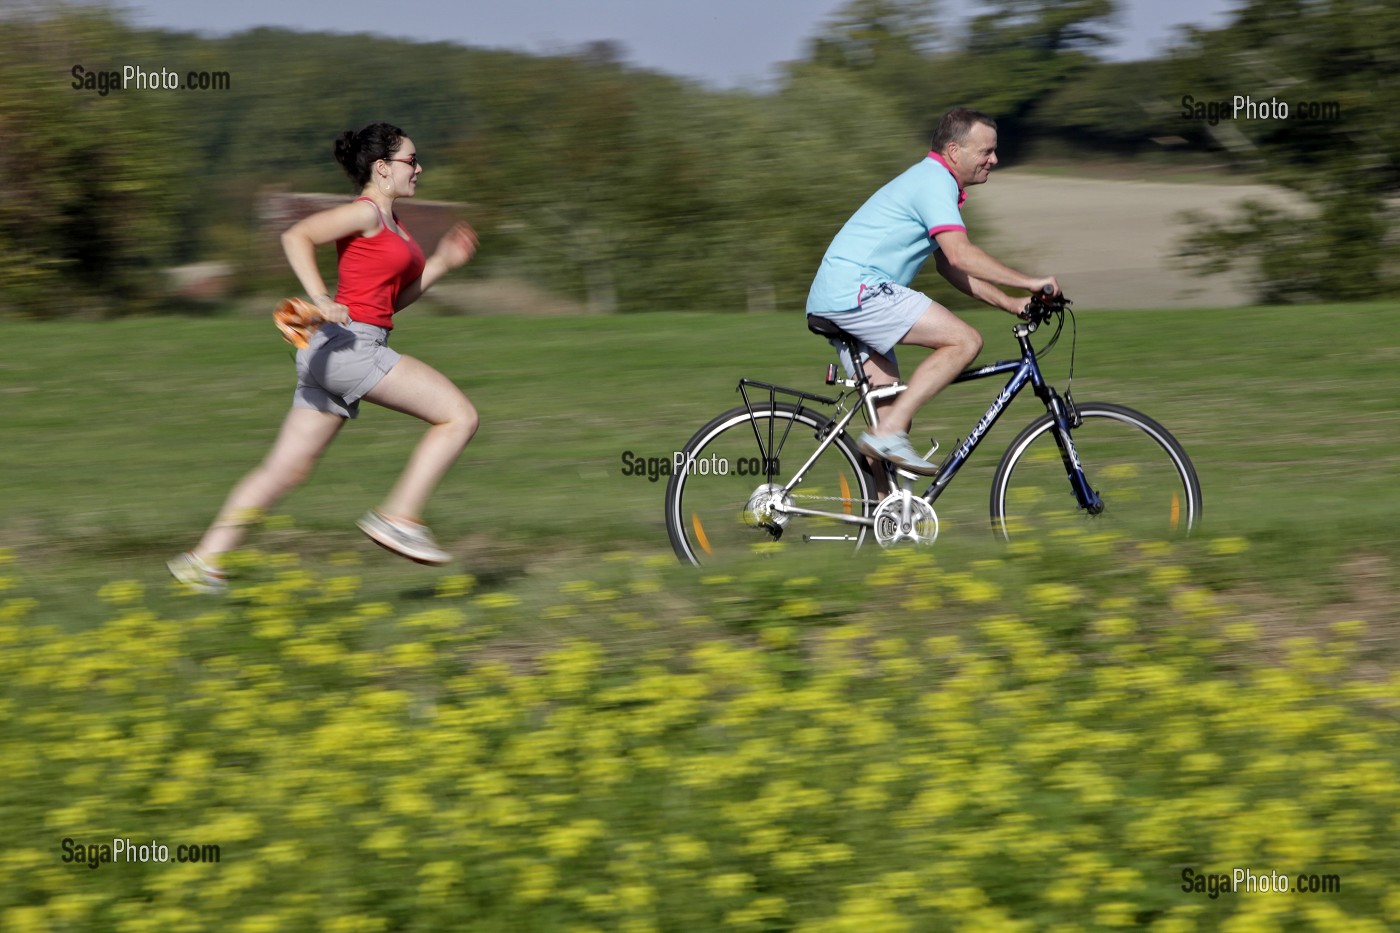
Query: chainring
872 492 939 547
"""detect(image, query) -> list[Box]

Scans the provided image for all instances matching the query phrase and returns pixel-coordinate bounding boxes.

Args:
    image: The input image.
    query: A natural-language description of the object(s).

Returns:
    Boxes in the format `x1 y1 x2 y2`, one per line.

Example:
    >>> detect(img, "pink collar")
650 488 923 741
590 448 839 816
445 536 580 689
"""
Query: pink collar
928 151 967 208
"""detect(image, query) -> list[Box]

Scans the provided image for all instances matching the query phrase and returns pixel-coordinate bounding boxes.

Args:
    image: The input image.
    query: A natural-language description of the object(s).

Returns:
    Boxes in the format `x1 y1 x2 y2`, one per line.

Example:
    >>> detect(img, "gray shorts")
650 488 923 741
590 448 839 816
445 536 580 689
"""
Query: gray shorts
293 321 401 419
816 282 931 375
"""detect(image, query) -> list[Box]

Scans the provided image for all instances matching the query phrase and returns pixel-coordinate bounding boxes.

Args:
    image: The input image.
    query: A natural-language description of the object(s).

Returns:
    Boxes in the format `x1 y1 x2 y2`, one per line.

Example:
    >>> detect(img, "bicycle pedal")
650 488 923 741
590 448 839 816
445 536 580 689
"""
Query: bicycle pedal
894 465 940 482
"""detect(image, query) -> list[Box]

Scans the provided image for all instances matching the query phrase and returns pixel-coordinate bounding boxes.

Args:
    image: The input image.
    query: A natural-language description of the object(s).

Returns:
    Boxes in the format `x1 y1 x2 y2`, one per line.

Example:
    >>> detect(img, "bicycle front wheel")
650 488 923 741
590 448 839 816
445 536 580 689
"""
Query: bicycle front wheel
665 403 875 566
990 402 1202 542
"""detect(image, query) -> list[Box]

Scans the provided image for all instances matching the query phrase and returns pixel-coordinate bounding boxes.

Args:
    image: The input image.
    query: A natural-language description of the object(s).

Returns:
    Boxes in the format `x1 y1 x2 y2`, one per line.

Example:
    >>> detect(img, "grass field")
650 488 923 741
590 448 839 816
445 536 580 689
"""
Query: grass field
4 303 1399 929
4 302 1397 620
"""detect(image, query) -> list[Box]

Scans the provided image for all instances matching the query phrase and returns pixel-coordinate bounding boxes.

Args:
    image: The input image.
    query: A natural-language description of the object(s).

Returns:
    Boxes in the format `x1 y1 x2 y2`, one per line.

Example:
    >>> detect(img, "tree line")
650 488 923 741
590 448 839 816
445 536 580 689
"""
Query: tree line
1 0 1394 316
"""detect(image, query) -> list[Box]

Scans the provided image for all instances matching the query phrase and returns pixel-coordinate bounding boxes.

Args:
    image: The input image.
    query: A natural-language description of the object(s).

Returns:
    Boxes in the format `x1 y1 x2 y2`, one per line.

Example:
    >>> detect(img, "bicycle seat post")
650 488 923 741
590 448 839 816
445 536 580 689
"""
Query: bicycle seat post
850 342 887 430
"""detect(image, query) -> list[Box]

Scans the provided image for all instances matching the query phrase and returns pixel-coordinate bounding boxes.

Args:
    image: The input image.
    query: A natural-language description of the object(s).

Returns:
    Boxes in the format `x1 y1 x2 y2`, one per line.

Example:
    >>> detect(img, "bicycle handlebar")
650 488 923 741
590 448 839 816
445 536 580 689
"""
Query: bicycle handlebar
1021 285 1070 326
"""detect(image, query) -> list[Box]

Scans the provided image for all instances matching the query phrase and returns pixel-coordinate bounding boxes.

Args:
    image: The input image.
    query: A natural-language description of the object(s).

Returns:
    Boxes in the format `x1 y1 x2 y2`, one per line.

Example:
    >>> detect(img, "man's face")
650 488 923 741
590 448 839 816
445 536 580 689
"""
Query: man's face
950 123 998 187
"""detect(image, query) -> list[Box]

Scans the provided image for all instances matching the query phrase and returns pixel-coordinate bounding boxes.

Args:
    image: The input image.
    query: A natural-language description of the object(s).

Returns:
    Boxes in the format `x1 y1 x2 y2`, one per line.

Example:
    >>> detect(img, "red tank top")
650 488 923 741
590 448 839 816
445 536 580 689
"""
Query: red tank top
334 197 426 329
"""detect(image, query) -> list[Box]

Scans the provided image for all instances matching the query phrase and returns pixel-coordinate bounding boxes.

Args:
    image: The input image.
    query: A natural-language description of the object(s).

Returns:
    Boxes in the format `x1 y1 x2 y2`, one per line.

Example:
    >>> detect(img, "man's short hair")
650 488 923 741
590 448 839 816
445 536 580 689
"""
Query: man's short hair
931 108 997 152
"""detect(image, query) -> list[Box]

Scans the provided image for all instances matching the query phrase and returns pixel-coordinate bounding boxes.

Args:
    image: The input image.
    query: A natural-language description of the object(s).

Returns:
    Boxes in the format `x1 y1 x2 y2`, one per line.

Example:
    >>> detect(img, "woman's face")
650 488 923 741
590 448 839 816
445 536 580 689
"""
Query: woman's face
379 137 422 197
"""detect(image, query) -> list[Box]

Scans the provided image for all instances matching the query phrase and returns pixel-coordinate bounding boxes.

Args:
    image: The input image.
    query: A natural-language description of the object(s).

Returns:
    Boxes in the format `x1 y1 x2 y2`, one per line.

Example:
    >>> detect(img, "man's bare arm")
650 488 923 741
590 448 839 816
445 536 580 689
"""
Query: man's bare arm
934 251 1023 314
934 229 1057 297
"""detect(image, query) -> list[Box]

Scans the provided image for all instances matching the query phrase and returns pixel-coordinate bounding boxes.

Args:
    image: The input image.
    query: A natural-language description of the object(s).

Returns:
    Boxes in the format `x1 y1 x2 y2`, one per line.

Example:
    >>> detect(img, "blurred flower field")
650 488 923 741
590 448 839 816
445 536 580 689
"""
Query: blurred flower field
2 531 1398 932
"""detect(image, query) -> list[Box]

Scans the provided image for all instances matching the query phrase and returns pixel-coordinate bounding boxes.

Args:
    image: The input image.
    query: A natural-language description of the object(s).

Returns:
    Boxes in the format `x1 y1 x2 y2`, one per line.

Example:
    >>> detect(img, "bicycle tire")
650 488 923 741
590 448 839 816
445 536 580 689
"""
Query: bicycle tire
990 401 1202 542
665 402 876 565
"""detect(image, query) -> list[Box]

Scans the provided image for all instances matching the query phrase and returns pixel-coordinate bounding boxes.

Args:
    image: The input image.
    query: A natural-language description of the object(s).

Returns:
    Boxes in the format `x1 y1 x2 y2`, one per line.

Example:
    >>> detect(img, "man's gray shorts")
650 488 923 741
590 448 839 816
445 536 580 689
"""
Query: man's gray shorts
293 321 401 419
813 282 932 375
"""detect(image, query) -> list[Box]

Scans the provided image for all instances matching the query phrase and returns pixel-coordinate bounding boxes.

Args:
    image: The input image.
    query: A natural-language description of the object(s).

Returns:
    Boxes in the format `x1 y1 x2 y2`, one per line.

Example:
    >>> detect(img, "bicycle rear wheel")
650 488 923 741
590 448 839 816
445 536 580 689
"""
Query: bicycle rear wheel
665 403 875 566
990 402 1202 542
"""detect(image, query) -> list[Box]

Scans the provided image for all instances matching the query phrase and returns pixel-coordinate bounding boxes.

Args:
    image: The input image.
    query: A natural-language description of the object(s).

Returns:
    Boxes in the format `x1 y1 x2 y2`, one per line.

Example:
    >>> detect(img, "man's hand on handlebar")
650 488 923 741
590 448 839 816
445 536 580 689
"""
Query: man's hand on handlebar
1018 282 1070 324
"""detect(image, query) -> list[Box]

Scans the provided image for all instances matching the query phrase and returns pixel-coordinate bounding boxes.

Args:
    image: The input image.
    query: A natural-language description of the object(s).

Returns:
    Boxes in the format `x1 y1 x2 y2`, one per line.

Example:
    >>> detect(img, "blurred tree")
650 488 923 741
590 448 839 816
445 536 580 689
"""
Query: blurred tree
965 0 1118 55
0 4 1151 317
448 54 912 314
1032 59 1183 155
691 71 913 313
31 0 1377 316
952 0 1119 158
810 0 944 67
1170 0 1400 301
803 0 945 127
802 0 1122 155
0 7 193 316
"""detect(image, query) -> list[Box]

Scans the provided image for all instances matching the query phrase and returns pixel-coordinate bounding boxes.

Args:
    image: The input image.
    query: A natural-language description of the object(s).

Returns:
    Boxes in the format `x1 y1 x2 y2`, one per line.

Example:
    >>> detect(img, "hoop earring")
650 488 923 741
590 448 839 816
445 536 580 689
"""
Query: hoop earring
379 175 392 194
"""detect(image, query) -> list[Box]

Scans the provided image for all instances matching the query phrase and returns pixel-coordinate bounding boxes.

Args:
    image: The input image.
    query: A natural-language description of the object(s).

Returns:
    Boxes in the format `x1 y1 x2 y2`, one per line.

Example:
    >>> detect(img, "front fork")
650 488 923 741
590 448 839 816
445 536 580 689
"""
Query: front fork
1046 391 1104 514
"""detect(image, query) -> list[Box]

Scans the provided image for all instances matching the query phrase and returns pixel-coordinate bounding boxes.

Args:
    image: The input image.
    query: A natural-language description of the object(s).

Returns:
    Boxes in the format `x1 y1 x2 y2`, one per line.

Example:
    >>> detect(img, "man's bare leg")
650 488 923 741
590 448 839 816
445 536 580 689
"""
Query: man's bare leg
870 301 983 438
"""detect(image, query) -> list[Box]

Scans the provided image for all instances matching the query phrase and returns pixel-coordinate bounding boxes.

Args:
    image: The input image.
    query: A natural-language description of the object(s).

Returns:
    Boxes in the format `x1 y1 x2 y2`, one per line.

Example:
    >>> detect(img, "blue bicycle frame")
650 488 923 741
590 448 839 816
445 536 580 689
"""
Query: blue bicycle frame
922 321 1103 513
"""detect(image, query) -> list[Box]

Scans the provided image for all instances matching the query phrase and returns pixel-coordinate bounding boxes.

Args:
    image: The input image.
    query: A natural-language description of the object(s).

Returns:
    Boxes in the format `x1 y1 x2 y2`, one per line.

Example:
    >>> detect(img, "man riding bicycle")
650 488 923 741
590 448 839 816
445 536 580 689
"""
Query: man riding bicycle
806 107 1060 474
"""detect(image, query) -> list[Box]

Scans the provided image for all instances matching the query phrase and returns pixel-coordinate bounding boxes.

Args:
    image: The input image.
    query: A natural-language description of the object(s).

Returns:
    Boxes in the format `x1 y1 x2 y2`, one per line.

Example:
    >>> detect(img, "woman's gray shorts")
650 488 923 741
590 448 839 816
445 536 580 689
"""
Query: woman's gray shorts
293 321 401 419
815 282 932 375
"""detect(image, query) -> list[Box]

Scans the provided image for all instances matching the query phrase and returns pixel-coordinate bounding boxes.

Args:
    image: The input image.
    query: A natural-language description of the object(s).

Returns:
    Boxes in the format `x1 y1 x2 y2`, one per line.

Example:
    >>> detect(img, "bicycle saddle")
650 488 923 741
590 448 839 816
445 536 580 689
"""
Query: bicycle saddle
806 315 860 344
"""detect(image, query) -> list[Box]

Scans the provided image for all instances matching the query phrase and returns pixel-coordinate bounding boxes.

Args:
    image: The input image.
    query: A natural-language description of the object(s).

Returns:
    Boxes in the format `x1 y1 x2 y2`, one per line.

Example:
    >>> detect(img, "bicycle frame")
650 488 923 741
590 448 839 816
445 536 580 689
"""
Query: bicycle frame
737 320 1104 530
929 323 1103 514
735 378 900 528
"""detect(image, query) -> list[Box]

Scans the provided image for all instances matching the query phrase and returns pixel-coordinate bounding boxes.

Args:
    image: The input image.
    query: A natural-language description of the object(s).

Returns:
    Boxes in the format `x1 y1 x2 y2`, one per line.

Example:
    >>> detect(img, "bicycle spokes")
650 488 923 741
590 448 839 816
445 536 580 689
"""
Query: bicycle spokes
992 403 1201 543
666 404 875 565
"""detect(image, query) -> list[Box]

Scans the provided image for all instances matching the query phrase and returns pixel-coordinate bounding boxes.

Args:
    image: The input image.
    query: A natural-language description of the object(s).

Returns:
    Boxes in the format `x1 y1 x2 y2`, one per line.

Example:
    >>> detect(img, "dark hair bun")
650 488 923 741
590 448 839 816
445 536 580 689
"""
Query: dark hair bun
333 130 359 174
333 123 406 189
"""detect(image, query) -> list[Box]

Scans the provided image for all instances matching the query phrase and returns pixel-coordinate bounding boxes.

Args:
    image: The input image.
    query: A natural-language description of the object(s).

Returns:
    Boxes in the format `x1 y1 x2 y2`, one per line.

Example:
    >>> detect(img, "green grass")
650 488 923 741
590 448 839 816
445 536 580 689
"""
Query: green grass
3 302 1397 626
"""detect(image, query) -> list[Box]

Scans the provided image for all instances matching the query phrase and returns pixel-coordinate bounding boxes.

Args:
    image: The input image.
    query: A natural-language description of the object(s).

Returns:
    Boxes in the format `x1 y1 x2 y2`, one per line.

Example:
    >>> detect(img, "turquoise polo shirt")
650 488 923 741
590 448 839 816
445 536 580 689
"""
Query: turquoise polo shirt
806 152 967 314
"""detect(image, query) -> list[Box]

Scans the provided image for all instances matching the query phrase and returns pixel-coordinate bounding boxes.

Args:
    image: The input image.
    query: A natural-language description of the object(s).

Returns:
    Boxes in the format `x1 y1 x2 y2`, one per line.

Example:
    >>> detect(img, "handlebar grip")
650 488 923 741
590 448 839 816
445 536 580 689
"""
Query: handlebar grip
1022 285 1068 325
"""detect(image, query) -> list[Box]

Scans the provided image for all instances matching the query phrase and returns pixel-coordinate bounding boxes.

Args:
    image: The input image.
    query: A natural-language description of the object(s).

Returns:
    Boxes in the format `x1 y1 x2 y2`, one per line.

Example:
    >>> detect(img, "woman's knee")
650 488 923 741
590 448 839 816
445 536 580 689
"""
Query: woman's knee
458 400 480 442
442 393 479 444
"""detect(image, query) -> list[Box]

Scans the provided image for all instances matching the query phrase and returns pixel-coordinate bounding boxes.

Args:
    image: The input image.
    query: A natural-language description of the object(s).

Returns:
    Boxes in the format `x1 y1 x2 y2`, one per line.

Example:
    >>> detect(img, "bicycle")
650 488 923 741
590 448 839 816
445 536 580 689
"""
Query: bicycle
664 288 1202 565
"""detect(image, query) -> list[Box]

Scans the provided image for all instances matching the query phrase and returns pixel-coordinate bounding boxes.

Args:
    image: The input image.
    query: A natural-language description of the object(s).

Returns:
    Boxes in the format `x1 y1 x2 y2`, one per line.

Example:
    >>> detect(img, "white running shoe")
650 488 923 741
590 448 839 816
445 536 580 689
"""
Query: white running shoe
856 431 939 475
357 510 452 565
167 552 227 594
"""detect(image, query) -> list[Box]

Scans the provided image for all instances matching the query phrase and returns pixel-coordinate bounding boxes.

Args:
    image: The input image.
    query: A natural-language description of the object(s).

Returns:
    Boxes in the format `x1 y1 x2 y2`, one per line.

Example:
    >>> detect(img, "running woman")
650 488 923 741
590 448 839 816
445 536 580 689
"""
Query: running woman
169 122 479 592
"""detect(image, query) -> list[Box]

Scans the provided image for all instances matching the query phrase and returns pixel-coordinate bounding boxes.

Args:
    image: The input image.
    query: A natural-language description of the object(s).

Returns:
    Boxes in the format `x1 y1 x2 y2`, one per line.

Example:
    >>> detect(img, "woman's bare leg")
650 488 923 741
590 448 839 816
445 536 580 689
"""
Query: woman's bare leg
194 408 346 561
361 355 478 520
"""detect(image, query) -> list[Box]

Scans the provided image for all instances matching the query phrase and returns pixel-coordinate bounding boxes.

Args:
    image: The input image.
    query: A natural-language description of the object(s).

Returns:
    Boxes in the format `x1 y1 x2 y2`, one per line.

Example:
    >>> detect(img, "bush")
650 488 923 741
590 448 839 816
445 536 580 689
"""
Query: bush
2 538 1398 930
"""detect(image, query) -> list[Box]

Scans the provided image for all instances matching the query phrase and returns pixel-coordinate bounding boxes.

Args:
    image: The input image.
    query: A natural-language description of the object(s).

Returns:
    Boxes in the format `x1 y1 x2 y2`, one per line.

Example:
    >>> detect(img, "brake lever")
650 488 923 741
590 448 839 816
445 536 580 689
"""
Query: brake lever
1020 289 1069 326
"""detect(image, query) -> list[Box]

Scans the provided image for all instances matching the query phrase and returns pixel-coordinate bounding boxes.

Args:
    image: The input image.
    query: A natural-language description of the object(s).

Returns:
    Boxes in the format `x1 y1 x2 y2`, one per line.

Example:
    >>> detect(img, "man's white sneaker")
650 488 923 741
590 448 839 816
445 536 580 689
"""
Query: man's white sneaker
856 431 939 475
357 510 452 565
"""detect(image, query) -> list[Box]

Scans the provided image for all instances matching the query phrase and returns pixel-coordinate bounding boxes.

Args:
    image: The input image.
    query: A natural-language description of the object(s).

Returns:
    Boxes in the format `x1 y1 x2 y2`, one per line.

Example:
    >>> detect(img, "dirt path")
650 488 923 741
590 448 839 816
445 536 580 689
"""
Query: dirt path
971 171 1307 309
